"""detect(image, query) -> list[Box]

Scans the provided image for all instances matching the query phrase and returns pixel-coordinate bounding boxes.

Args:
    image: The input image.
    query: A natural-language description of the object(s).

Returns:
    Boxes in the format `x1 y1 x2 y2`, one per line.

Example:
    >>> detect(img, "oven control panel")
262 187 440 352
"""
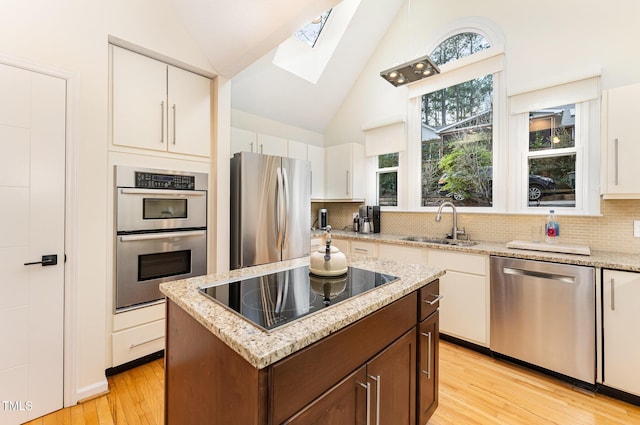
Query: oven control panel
135 171 196 190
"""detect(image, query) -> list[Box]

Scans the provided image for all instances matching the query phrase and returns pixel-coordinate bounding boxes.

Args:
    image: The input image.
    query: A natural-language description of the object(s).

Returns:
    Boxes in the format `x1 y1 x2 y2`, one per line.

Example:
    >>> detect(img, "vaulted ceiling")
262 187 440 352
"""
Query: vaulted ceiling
168 0 405 133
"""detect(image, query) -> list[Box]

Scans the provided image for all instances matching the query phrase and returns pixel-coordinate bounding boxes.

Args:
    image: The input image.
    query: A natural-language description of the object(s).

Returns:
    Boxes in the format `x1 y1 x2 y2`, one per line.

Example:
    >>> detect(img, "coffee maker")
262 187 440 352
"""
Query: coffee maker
358 205 380 233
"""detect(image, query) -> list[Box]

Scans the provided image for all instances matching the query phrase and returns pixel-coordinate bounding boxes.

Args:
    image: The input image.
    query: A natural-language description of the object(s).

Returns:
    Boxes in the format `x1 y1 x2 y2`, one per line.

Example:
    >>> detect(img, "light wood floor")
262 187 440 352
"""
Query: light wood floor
25 340 640 424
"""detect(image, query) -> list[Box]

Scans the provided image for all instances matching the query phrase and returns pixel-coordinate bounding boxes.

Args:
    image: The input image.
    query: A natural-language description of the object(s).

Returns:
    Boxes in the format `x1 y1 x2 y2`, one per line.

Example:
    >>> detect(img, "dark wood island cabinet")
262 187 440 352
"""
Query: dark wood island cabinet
161 258 443 425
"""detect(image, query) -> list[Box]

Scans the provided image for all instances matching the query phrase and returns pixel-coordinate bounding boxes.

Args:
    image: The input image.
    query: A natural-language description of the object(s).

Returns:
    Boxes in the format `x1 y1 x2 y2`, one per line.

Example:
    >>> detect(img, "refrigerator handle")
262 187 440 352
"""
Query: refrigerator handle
282 167 290 249
276 167 284 250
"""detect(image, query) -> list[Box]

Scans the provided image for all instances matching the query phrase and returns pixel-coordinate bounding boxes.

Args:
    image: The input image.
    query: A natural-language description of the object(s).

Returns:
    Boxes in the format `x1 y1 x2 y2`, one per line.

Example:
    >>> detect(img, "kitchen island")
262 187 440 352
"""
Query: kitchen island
159 255 444 425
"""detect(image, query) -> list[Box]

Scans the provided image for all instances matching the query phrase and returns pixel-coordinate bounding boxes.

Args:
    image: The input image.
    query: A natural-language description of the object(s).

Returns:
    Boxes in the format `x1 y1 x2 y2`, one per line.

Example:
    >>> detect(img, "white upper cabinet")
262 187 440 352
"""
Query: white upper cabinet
602 82 640 198
287 140 308 160
230 127 257 157
257 133 287 156
307 145 325 200
230 129 287 157
324 143 365 200
111 46 211 158
167 65 211 157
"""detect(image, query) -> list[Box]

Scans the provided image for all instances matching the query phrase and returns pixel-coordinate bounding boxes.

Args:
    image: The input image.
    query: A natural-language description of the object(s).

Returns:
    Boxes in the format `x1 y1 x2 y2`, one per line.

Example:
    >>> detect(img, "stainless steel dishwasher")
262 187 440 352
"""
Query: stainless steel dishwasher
490 256 596 384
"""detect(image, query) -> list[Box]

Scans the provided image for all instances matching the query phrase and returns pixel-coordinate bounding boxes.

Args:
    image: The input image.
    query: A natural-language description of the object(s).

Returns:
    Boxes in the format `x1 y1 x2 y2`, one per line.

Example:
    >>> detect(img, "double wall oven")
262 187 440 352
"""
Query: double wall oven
115 166 208 311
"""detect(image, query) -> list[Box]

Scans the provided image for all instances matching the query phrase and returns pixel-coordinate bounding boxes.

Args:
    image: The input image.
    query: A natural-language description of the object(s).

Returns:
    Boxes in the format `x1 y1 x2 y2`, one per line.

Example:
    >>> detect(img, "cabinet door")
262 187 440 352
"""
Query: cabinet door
286 366 367 425
167 66 211 157
417 311 439 425
603 270 640 396
605 83 640 196
324 144 364 199
230 127 257 157
438 270 487 345
331 238 349 254
429 250 488 345
366 329 416 425
112 46 167 152
308 145 325 199
257 133 288 156
287 140 308 160
325 144 351 199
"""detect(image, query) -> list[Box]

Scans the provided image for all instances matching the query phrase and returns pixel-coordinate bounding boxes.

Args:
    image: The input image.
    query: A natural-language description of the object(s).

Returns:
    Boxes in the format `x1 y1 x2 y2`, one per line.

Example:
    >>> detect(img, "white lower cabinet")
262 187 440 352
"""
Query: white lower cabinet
602 269 640 397
112 302 165 367
350 240 378 257
427 250 489 346
331 238 350 254
336 239 489 346
378 243 427 265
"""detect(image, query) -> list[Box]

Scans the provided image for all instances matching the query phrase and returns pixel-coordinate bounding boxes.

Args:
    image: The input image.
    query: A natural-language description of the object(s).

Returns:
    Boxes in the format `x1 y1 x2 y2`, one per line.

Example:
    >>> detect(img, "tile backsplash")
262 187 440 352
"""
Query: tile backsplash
312 200 640 254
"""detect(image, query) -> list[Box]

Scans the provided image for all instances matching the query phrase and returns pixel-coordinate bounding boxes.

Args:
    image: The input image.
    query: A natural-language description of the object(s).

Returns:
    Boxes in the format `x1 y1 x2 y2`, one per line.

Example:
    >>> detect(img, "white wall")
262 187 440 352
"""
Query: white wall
324 0 640 146
0 0 216 401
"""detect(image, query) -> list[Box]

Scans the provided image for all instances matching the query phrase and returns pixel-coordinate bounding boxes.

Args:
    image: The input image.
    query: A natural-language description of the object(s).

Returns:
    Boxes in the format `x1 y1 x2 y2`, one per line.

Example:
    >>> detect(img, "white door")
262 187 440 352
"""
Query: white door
0 63 66 424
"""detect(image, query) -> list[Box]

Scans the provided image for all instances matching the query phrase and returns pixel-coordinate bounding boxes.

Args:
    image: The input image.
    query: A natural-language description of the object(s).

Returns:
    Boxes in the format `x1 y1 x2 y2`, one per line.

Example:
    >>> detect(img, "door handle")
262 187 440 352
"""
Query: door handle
422 294 444 305
24 254 58 267
357 381 371 425
368 375 381 425
421 331 433 379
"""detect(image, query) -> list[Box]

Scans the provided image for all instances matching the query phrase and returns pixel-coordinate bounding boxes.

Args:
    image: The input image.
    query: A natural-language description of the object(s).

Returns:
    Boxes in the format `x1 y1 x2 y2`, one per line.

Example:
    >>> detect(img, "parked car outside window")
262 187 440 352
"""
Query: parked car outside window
438 170 556 201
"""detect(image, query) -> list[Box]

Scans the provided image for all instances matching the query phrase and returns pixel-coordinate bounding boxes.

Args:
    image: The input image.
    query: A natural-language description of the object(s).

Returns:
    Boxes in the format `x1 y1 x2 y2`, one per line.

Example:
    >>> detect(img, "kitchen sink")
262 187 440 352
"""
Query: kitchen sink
400 236 477 247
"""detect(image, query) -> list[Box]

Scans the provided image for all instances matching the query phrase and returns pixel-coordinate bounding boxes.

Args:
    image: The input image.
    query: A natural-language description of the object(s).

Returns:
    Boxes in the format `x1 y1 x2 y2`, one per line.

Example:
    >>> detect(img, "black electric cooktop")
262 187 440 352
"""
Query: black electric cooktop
200 265 399 331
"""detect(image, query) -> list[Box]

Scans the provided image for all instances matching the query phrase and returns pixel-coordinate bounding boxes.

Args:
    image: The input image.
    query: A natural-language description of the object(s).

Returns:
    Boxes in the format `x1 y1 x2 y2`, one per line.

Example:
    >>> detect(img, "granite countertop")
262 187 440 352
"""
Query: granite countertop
322 230 640 272
159 255 444 370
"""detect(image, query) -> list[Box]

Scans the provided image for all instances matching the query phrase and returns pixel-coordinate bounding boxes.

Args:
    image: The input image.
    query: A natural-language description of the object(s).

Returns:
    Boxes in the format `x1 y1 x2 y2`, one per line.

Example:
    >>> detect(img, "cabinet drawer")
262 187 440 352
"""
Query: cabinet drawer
429 250 486 275
271 292 417 424
351 241 377 257
112 319 165 367
419 279 441 321
113 301 165 331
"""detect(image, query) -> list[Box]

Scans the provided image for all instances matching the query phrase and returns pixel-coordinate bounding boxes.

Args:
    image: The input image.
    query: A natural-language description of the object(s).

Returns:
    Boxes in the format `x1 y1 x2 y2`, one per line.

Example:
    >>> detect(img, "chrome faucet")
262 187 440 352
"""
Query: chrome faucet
435 201 465 240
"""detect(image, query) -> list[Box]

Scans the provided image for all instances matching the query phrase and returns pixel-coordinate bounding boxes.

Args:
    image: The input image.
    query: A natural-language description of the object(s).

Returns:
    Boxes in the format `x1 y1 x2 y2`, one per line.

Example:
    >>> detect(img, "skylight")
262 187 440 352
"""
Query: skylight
293 10 332 47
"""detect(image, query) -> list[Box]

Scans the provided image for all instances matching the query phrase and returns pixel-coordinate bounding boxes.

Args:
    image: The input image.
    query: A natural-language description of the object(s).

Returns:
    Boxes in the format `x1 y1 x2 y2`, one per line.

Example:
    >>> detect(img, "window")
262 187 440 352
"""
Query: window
293 10 332 47
377 153 399 206
509 77 600 214
419 31 495 207
430 32 491 67
527 105 576 207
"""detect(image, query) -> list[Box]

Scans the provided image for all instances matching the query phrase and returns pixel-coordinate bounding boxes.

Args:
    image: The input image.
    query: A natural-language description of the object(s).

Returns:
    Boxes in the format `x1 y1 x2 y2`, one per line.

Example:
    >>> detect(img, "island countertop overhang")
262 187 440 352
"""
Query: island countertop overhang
160 255 445 369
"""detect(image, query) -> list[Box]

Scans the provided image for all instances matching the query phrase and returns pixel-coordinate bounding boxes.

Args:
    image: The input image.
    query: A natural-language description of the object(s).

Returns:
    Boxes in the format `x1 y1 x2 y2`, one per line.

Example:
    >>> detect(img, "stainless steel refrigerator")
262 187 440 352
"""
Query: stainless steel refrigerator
230 151 311 270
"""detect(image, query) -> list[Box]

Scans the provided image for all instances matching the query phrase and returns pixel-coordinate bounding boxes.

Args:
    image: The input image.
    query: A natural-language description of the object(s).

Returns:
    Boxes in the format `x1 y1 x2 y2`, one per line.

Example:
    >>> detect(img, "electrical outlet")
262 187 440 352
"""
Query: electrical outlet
634 220 640 238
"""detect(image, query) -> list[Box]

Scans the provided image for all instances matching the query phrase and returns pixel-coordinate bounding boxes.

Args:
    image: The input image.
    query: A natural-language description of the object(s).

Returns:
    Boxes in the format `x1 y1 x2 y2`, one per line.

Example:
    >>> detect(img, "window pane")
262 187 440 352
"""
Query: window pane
378 171 397 206
529 105 575 152
293 10 332 47
378 153 399 168
430 32 491 67
528 155 575 207
421 75 493 207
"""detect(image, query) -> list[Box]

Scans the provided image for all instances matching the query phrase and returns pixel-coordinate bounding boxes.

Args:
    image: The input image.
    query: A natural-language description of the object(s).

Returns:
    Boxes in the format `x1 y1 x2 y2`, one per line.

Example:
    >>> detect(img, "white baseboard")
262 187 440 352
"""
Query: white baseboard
74 379 109 405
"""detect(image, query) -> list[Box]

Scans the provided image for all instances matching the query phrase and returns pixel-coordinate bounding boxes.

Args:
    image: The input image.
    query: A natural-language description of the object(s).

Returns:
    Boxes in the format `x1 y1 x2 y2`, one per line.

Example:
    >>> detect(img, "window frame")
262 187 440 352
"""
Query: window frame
368 152 404 210
375 153 399 207
509 96 600 215
407 51 507 213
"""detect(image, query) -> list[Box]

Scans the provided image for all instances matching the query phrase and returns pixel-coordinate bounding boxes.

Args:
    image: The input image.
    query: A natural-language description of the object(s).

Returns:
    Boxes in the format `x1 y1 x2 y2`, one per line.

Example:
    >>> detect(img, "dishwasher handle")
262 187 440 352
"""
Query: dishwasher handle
503 266 576 284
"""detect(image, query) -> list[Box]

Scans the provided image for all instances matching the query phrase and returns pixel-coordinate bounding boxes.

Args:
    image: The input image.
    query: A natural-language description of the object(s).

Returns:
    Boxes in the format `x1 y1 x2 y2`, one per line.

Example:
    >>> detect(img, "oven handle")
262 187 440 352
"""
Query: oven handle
119 230 206 242
119 188 206 197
